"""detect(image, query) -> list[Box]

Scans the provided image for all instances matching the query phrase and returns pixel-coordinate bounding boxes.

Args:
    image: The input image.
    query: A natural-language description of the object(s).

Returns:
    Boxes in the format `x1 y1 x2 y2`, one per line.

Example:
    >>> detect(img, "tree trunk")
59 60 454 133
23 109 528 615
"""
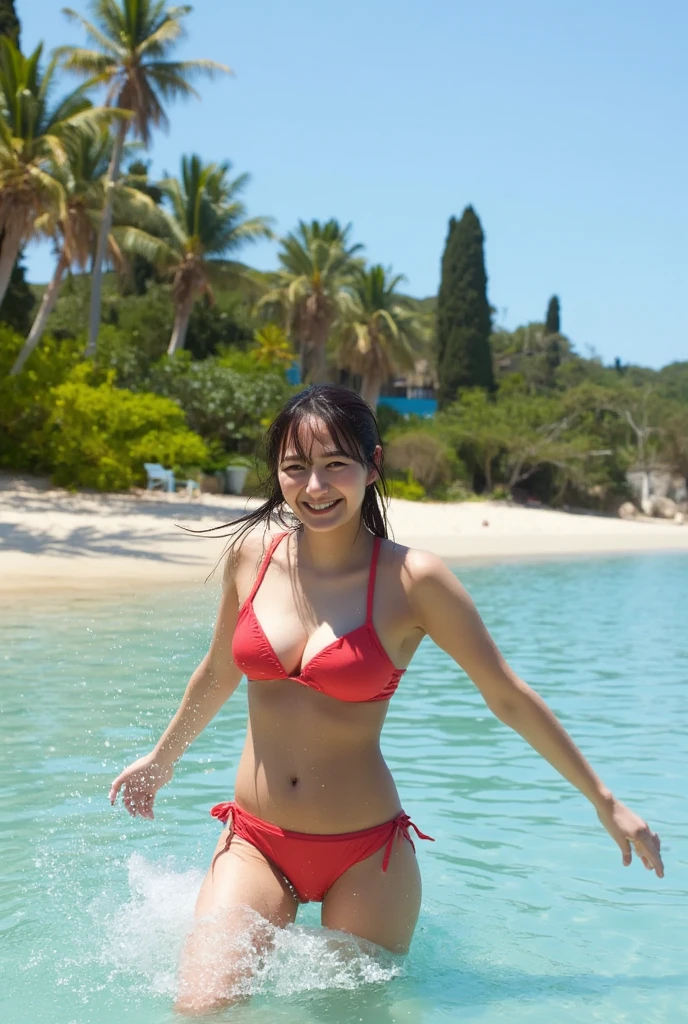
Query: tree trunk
309 312 334 384
0 222 24 311
10 251 68 375
310 343 328 384
85 119 127 357
483 451 493 492
298 337 310 383
167 294 195 355
640 470 652 515
360 372 383 410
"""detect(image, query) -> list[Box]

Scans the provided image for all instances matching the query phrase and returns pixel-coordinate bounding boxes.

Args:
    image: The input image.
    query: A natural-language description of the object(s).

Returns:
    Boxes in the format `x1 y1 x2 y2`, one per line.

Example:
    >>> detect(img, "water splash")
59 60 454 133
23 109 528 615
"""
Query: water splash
95 852 402 1007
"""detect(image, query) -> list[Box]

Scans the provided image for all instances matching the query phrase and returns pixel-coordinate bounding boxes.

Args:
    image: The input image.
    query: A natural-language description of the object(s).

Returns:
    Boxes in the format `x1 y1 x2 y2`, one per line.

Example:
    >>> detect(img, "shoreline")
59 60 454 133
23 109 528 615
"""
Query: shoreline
1 478 687 596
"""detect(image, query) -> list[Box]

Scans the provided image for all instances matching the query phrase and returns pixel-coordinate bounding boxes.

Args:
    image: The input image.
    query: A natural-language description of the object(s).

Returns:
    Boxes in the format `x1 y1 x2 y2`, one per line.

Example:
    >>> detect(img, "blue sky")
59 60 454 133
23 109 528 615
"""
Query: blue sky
21 0 687 369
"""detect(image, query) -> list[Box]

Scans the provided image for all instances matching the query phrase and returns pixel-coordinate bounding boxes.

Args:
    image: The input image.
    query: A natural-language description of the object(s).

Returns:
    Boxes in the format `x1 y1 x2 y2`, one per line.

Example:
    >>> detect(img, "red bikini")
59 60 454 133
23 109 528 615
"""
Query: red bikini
209 801 433 903
231 531 405 702
210 530 433 902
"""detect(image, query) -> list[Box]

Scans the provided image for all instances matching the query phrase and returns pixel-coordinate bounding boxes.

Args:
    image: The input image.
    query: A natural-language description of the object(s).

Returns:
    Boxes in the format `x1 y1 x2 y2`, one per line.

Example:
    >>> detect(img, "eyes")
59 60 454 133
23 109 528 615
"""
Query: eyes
281 460 349 473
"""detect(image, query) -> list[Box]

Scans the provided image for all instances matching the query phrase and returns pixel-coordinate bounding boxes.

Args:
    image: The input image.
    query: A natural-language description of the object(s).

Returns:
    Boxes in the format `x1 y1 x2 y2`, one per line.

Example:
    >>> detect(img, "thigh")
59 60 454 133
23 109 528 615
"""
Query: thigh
194 823 298 922
320 834 422 954
175 825 299 1015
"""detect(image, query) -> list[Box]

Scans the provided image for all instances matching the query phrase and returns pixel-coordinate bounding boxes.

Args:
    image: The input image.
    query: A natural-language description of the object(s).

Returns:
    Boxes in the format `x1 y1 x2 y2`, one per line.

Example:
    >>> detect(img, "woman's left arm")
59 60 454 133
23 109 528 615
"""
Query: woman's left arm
407 551 664 878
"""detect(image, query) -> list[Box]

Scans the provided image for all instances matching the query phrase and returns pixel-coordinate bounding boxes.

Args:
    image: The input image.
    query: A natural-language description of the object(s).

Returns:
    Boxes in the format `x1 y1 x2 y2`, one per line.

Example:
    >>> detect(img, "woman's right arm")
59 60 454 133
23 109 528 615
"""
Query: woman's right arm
109 551 245 818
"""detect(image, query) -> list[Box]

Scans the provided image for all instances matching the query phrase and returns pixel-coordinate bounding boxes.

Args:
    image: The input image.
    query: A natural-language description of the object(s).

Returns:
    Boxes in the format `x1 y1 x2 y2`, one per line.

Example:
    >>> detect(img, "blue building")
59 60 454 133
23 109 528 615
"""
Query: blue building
287 361 438 418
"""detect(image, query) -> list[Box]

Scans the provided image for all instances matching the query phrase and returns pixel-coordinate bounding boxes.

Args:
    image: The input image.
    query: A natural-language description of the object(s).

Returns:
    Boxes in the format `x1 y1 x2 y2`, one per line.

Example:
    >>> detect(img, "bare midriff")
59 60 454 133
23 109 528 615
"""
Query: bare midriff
233 677 402 833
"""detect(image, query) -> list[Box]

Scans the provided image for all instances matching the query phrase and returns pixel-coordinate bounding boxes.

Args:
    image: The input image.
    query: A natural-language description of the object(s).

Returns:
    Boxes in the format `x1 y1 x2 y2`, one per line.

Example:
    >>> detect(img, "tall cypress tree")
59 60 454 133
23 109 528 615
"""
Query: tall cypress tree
0 0 20 45
435 205 494 407
545 295 560 334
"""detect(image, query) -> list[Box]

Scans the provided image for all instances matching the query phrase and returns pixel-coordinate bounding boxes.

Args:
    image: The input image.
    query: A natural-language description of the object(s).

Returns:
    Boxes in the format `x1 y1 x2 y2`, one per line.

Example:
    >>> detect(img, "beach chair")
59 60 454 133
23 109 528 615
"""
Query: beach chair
144 462 175 493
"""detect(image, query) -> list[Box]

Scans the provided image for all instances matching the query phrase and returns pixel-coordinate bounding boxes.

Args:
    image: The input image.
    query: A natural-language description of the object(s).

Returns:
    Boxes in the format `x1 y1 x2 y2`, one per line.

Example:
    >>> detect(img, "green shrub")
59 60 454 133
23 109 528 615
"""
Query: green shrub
388 471 426 501
95 323 157 391
375 403 405 439
46 367 208 490
444 480 474 502
44 271 122 340
385 429 457 490
0 327 84 472
148 354 292 449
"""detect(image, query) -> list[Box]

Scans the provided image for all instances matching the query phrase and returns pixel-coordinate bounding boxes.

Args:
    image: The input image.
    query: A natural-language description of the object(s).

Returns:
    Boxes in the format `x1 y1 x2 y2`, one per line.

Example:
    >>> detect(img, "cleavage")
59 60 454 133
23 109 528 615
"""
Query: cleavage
251 571 367 677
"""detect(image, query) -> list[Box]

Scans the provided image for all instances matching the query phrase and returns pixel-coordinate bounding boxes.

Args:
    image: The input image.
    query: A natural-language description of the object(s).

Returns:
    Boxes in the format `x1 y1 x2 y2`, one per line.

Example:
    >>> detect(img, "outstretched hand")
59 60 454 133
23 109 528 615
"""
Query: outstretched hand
109 752 174 819
596 797 664 878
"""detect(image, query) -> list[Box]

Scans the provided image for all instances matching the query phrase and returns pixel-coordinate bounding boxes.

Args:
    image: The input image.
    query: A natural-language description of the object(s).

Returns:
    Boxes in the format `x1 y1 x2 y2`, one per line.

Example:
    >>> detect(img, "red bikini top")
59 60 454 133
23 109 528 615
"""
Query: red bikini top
232 531 405 703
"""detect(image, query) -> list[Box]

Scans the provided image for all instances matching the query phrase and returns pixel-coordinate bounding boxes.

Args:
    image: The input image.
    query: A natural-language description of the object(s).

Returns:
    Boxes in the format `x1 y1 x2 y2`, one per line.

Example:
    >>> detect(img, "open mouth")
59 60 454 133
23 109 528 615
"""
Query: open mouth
301 499 342 515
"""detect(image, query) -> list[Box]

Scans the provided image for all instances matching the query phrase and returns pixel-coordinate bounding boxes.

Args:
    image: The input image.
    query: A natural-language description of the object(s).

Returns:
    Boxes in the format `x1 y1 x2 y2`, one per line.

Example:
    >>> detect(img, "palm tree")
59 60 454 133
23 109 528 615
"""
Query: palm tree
56 0 231 355
9 129 156 374
257 219 363 384
118 153 272 355
0 37 112 311
333 264 428 410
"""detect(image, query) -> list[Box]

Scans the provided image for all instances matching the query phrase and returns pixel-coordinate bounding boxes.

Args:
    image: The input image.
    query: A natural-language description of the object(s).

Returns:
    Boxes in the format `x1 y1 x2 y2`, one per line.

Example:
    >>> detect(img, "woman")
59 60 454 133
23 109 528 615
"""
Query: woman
109 385 663 1015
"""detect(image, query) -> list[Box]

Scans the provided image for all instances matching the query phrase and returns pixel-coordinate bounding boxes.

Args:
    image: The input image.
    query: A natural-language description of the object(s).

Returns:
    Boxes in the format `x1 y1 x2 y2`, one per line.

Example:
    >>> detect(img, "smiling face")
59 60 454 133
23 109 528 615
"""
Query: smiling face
278 417 379 532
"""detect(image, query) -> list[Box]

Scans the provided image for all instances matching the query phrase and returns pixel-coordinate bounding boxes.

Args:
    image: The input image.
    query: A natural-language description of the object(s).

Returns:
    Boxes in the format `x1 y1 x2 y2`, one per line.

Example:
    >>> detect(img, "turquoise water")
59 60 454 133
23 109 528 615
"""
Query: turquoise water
2 553 687 1023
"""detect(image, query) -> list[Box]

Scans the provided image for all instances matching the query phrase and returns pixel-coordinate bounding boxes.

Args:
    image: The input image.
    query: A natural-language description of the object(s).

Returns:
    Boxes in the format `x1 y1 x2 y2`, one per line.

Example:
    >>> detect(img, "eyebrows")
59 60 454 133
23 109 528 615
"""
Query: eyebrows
280 448 352 465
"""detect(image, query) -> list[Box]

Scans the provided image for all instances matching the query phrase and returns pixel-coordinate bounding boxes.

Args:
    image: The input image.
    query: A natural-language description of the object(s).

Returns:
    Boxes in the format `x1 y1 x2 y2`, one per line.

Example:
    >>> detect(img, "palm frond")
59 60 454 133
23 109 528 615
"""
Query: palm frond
135 16 187 57
57 3 229 154
141 64 205 104
60 10 124 59
113 223 177 266
55 46 118 76
148 57 232 80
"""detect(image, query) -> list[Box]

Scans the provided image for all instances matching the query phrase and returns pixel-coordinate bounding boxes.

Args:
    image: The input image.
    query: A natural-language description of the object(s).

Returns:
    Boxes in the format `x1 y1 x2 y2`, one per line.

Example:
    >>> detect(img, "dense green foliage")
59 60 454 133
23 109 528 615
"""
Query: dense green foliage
435 206 495 407
39 276 255 383
147 350 292 451
48 366 209 490
0 326 209 490
385 430 457 490
382 361 688 508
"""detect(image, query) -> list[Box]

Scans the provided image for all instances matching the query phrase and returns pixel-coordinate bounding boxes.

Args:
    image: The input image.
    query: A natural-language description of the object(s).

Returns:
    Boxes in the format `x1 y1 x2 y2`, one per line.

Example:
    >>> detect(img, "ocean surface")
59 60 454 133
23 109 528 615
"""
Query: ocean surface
1 552 687 1024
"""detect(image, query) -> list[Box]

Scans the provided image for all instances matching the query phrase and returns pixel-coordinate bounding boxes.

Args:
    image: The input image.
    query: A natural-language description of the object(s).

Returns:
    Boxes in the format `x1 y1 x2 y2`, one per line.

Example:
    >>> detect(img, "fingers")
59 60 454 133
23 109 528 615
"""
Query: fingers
632 829 664 878
110 773 155 819
121 787 155 819
626 827 663 876
109 774 124 805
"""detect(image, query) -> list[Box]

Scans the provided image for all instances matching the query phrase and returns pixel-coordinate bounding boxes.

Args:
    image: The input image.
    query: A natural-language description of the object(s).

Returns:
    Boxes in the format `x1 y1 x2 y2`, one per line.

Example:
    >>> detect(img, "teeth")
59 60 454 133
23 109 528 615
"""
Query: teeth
307 500 337 510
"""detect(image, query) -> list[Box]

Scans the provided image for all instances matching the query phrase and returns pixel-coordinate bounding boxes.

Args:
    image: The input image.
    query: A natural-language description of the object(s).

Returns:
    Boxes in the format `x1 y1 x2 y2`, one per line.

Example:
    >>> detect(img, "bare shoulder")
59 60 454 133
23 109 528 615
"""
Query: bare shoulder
222 520 288 589
382 541 476 634
380 539 457 589
378 540 465 627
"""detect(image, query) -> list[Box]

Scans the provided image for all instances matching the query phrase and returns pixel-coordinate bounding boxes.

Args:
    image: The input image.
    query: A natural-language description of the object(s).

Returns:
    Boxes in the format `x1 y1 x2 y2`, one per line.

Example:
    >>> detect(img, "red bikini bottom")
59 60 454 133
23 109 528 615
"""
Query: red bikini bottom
209 800 434 904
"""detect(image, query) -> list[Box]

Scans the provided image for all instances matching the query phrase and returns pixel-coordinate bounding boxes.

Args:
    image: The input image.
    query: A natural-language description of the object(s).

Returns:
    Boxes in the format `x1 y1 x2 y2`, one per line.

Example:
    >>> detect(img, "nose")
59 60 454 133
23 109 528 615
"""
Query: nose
304 467 330 498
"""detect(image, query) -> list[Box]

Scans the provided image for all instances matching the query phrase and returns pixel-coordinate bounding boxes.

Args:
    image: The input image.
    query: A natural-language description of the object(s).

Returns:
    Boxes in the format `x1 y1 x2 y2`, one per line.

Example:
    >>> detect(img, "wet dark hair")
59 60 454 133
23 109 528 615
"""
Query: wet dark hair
199 385 389 554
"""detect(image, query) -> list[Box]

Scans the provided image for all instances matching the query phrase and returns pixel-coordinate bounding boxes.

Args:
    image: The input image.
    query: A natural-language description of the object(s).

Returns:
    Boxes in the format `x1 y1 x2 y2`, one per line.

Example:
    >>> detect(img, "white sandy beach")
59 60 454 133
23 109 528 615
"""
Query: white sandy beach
1 474 687 595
